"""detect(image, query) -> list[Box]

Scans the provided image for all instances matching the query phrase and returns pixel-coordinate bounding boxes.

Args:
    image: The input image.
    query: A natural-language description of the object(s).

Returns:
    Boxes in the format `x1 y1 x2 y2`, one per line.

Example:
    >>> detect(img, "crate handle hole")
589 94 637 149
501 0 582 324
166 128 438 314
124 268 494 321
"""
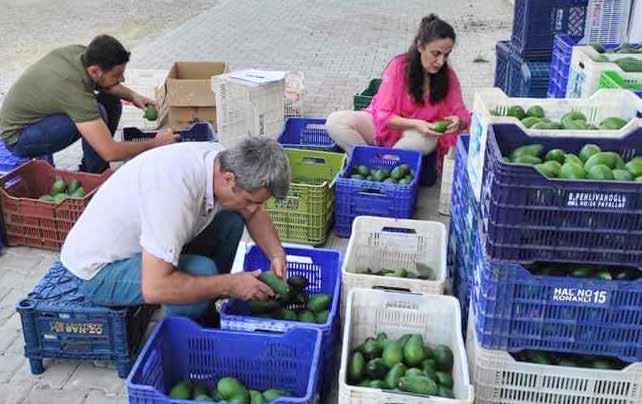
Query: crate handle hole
381 226 417 235
376 153 401 162
301 157 326 165
373 285 414 294
358 189 384 196
286 255 313 265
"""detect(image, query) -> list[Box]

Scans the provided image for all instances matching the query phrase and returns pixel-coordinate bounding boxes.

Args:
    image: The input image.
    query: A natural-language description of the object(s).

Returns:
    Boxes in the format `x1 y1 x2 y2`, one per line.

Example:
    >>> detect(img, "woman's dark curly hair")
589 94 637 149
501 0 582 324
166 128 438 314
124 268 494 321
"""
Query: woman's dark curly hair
405 14 456 105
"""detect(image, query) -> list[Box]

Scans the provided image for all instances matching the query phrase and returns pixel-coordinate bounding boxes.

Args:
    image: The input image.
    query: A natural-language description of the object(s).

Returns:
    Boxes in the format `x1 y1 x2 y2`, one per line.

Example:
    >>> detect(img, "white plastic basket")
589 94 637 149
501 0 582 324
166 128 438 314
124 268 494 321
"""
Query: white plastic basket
338 289 474 404
118 69 168 131
466 309 642 404
580 0 632 45
212 71 285 148
340 216 447 314
467 87 642 201
566 45 642 98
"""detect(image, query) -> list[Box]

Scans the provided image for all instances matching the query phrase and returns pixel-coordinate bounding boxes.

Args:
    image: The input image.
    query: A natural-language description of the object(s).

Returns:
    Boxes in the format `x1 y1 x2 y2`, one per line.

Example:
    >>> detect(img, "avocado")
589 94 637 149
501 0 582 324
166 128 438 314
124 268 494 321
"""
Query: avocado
560 162 586 179
437 385 455 398
366 358 388 380
562 111 587 122
315 310 329 324
307 294 331 313
526 105 545 118
218 377 247 400
259 272 289 295
262 389 286 401
398 177 411 185
435 371 454 388
351 174 365 180
512 155 542 165
579 144 602 163
368 379 387 389
521 116 542 128
248 389 265 404
535 161 562 178
564 154 583 166
592 359 614 370
587 164 615 180
404 368 425 378
510 144 544 160
363 337 383 359
599 117 628 130
527 351 551 365
286 275 309 292
382 340 404 368
357 165 370 177
144 105 158 121
248 299 280 315
507 105 526 120
432 119 451 133
67 179 80 194
545 149 566 164
168 380 191 399
397 334 412 347
384 363 407 389
70 187 86 198
375 332 389 349
571 267 594 278
349 351 366 382
589 43 606 53
390 166 404 180
398 375 438 395
51 179 66 195
52 193 69 204
432 345 454 371
280 309 298 321
625 160 642 177
297 310 316 323
403 335 426 367
613 169 633 181
421 358 437 373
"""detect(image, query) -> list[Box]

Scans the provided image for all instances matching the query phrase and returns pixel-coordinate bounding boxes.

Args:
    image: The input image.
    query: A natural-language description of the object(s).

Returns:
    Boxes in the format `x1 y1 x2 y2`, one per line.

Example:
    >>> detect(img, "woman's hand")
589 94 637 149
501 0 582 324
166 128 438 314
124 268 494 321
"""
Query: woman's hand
443 116 462 133
413 119 443 137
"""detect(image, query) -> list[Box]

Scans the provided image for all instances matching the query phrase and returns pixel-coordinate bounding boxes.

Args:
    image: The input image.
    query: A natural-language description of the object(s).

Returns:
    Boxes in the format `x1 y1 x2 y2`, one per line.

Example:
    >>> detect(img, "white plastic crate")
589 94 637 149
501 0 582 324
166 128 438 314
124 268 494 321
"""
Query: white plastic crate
466 309 642 404
118 69 168 131
467 87 642 201
566 45 642 98
212 70 285 148
338 289 474 404
581 0 632 45
340 216 447 314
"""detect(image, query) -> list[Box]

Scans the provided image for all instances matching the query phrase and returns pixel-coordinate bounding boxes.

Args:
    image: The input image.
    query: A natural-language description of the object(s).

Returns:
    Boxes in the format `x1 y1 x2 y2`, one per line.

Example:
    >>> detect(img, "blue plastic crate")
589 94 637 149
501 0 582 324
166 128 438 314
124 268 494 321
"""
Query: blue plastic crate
0 141 54 176
462 190 642 362
511 0 588 60
495 41 551 98
220 246 341 403
122 122 216 143
277 118 337 152
481 123 642 266
334 146 422 238
127 317 322 404
16 262 155 378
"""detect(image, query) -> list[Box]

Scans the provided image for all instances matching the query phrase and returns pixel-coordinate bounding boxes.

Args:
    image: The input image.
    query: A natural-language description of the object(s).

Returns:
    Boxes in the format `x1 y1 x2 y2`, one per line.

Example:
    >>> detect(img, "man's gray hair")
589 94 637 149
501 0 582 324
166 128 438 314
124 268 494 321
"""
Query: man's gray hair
218 137 291 200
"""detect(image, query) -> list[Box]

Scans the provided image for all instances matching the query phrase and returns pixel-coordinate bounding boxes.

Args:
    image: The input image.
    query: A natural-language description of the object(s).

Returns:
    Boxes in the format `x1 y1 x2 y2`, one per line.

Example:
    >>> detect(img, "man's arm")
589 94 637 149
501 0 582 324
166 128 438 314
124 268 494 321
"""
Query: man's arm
243 206 287 278
76 119 177 162
104 84 156 109
140 250 274 304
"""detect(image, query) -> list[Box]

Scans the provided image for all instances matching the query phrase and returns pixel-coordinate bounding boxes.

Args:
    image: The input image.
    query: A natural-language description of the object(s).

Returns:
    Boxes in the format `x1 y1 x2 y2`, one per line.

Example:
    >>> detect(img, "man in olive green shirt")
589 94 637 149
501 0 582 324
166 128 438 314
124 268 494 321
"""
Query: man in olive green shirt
0 34 177 173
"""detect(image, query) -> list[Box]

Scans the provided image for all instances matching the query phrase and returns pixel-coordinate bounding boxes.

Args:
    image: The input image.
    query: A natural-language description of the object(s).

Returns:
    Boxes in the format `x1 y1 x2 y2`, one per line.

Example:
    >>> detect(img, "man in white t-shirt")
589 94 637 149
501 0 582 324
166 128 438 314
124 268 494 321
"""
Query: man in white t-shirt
60 137 290 324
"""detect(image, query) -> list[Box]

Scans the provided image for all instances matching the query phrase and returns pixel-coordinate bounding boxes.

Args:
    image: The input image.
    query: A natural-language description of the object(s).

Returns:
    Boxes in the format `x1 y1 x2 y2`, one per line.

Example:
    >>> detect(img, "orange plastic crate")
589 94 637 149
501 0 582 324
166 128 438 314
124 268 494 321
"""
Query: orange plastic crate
0 161 112 250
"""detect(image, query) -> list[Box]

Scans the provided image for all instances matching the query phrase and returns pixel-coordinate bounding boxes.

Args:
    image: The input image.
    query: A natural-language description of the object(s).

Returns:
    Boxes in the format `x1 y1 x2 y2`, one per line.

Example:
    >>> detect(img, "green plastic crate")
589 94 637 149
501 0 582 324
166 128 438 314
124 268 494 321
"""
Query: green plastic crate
265 148 346 245
599 70 642 95
353 79 382 111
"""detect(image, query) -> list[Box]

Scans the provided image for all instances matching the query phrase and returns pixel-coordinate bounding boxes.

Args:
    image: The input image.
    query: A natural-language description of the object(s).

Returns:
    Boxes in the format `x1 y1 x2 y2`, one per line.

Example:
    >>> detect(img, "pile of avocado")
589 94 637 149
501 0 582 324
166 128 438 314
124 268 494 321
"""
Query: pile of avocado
529 263 640 281
38 179 86 203
360 265 434 280
497 106 629 131
247 272 331 324
589 43 642 72
168 377 289 403
348 163 414 185
514 350 625 370
348 332 456 398
505 142 642 182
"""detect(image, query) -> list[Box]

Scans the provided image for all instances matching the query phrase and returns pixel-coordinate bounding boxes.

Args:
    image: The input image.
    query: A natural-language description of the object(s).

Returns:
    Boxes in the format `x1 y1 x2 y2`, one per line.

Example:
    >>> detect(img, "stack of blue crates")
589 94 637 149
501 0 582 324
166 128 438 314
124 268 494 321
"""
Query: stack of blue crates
448 127 642 398
494 0 590 97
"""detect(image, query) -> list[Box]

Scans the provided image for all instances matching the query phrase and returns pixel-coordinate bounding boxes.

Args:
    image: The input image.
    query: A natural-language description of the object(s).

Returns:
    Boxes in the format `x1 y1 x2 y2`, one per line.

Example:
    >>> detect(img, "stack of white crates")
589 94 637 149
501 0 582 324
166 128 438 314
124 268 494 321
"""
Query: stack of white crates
211 70 285 148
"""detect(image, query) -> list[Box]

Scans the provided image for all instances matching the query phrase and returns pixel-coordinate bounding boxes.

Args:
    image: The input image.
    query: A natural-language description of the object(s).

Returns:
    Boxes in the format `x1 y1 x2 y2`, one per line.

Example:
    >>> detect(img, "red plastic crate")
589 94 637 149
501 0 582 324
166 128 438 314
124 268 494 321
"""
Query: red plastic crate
0 160 112 250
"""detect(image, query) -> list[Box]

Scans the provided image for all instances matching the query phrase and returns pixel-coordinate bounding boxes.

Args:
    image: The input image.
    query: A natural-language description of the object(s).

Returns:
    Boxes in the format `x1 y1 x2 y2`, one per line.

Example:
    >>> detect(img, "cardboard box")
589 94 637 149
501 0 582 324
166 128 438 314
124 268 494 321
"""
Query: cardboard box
156 61 227 130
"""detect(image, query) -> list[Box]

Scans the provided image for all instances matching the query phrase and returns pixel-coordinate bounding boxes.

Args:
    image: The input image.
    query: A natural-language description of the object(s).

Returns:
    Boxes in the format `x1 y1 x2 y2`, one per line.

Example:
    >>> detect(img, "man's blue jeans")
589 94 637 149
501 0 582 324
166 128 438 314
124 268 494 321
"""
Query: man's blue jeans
78 210 245 320
7 91 121 173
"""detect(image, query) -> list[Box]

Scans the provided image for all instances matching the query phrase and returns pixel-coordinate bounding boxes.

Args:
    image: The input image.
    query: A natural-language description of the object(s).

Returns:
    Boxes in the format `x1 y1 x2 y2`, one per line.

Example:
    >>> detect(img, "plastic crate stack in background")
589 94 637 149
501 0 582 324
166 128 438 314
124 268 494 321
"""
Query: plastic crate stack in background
0 160 112 250
264 148 345 245
494 41 551 97
566 43 642 98
127 317 322 404
212 70 285 148
220 246 341 403
18 262 155 378
340 216 447 313
334 146 422 238
338 289 474 404
451 126 642 403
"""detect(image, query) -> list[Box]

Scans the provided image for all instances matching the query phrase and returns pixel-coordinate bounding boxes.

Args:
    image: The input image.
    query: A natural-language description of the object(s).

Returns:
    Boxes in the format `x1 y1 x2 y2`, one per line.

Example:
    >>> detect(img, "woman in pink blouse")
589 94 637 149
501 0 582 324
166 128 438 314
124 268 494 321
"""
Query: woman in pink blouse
326 14 470 174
